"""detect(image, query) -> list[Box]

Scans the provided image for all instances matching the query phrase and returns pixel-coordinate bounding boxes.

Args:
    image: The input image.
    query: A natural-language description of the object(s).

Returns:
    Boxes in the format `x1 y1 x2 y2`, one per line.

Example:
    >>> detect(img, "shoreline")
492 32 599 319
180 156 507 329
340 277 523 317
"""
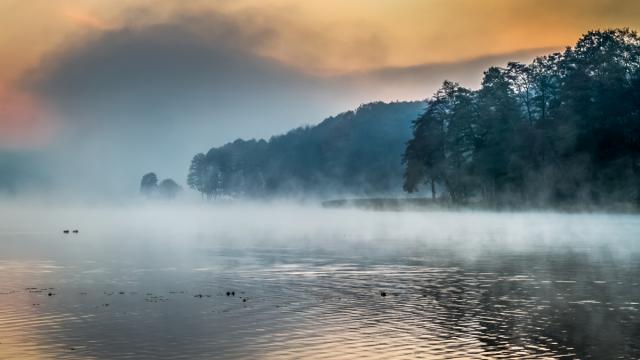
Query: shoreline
321 197 640 214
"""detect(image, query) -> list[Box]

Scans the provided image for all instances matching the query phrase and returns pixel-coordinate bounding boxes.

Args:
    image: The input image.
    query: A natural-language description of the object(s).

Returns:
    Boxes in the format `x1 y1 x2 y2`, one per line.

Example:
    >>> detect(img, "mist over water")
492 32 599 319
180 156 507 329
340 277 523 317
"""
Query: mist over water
3 202 639 256
1 202 640 358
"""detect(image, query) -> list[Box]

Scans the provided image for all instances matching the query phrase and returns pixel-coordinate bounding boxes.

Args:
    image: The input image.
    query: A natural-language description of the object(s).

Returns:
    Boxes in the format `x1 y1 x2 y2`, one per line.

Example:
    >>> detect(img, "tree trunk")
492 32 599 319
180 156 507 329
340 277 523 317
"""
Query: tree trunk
431 178 436 200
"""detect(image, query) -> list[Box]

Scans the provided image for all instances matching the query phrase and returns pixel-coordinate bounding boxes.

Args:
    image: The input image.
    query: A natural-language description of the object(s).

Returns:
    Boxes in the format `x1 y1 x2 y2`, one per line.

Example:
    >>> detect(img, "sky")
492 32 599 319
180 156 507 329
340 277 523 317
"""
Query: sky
1 0 639 195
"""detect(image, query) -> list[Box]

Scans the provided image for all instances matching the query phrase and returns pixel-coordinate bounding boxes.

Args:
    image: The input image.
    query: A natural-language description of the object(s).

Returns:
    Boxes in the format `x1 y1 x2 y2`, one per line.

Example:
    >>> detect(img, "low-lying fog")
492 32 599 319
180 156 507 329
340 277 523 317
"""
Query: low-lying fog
2 201 639 258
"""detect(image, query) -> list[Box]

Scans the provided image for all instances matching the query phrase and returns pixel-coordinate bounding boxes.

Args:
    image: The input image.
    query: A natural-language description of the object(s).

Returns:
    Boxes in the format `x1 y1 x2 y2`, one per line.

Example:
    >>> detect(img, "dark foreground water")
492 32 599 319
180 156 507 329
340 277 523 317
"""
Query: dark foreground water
0 206 639 359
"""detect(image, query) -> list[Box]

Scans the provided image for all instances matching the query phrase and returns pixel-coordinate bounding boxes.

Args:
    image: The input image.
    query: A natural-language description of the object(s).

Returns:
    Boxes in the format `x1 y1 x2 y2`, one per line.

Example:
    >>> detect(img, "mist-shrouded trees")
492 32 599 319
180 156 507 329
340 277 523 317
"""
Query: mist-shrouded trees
158 178 182 199
185 28 640 208
140 172 182 199
403 28 640 208
187 101 424 198
187 153 207 198
140 172 158 195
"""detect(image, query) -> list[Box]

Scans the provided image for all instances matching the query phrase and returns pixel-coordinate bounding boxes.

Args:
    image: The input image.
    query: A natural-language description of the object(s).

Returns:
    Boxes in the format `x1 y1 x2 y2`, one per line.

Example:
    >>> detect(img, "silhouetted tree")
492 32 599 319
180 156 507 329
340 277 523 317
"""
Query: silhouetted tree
140 172 158 196
187 153 207 198
475 66 523 204
404 28 640 208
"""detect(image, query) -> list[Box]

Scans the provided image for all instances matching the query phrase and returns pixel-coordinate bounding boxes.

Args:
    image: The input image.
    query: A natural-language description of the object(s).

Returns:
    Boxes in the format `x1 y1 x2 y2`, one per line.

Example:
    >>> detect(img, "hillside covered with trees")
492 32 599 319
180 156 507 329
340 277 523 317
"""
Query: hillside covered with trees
187 101 424 198
404 29 640 208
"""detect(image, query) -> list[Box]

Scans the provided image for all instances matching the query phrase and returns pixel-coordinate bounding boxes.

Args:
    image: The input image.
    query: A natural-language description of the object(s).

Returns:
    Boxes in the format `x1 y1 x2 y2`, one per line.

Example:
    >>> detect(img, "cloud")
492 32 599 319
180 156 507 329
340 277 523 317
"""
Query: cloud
29 11 295 99
24 11 353 152
343 47 562 101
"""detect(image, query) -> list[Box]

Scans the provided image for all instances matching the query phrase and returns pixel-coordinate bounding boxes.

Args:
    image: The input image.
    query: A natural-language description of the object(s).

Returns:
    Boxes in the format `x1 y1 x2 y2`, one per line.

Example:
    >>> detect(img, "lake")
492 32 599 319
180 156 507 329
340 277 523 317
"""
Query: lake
0 204 639 359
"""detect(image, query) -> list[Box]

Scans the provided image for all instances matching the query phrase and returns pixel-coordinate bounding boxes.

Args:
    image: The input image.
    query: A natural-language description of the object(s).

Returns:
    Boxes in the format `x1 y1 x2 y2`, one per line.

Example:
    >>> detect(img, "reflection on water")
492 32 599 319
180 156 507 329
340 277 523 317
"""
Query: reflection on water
0 209 639 359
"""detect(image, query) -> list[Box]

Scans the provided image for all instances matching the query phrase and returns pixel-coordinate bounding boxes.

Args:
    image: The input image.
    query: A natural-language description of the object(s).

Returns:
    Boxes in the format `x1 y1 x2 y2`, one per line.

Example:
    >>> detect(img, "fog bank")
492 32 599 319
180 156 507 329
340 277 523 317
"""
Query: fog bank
2 202 639 260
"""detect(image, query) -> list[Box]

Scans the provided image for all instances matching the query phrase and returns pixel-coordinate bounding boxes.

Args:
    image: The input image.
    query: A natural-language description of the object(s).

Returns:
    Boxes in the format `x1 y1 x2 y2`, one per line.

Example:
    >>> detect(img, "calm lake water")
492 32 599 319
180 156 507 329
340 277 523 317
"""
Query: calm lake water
0 205 639 359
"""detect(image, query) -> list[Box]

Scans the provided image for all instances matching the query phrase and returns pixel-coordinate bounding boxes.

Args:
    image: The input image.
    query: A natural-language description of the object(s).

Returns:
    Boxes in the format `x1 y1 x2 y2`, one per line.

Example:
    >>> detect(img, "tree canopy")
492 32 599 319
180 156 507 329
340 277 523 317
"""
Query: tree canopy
403 29 640 208
158 178 182 199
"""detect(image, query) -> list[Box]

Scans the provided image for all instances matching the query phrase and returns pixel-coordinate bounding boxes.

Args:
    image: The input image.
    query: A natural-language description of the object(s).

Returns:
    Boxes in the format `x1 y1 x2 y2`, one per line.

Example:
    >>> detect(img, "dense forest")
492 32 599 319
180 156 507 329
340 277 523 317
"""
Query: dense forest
187 101 424 198
404 29 640 208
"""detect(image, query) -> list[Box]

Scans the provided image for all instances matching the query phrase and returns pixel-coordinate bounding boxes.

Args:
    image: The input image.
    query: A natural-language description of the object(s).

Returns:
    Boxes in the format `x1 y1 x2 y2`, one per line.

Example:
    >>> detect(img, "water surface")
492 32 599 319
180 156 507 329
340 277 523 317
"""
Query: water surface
0 205 639 359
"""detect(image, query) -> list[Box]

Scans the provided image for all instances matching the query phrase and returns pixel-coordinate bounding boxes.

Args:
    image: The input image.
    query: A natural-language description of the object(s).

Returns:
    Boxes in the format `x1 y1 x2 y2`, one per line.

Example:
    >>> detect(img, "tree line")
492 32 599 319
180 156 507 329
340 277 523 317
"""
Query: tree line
403 29 640 208
187 101 424 198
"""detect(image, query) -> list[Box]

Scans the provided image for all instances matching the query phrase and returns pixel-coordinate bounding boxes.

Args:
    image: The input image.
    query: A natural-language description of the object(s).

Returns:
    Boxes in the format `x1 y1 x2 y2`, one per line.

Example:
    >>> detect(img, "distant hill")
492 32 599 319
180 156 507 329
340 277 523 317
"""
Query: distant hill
187 101 425 198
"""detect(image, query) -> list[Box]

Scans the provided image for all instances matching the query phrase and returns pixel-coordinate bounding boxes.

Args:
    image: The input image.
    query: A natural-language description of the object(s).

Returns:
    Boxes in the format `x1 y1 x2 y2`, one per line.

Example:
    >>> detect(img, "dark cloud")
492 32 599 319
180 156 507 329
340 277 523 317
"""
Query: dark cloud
22 11 356 195
26 11 335 132
32 13 290 93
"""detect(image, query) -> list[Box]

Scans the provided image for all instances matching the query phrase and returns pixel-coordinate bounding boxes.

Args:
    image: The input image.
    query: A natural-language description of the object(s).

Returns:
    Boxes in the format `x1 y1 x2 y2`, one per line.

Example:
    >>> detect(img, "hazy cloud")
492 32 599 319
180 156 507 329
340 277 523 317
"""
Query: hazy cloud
343 47 561 101
20 10 356 195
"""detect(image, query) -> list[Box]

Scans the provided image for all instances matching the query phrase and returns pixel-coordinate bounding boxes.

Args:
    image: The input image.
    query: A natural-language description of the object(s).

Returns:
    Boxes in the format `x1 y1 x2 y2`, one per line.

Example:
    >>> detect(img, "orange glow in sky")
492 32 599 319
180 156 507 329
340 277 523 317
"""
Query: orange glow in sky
0 86 54 149
1 0 639 147
2 0 640 82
